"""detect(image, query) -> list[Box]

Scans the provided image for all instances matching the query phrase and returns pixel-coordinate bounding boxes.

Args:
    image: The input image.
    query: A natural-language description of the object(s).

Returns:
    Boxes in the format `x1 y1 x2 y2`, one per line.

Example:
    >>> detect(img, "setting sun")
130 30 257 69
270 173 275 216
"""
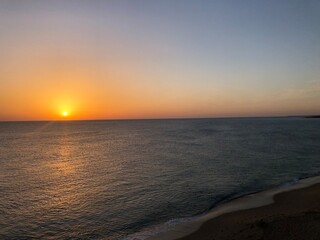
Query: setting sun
62 111 68 117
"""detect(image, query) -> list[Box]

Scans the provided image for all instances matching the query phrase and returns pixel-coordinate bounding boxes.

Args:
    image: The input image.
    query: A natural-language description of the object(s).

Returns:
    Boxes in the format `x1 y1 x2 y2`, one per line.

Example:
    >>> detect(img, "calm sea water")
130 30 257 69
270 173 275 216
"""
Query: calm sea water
1 118 320 239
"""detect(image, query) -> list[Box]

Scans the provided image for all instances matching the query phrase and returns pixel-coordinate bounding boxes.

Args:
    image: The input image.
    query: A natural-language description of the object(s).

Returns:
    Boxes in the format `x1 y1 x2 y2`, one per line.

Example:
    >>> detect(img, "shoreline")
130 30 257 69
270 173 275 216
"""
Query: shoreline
147 175 320 240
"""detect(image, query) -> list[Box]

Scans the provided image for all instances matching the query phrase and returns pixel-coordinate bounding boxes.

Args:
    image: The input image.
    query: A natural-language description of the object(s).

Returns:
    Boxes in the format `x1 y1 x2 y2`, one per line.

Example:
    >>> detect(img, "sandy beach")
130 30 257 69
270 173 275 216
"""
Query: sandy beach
177 183 320 240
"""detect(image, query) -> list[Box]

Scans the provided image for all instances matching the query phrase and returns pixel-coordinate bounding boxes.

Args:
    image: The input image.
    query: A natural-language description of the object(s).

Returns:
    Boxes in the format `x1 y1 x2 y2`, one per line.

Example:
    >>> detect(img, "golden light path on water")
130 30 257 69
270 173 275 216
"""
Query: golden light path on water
39 131 92 230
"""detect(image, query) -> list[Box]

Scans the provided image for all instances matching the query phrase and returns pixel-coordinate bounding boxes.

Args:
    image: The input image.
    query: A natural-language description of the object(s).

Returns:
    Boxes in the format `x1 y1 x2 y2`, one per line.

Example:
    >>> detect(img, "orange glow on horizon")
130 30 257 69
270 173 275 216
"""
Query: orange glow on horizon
1 50 319 121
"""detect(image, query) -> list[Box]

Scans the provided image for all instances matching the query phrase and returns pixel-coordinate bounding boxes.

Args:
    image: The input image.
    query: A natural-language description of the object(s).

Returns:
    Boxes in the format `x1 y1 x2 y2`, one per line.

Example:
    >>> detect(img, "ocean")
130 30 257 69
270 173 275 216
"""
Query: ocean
0 118 319 239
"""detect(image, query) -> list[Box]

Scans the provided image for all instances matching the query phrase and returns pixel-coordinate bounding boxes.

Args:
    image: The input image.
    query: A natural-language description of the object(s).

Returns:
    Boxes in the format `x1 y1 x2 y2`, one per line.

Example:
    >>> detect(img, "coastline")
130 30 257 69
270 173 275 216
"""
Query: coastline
147 176 320 240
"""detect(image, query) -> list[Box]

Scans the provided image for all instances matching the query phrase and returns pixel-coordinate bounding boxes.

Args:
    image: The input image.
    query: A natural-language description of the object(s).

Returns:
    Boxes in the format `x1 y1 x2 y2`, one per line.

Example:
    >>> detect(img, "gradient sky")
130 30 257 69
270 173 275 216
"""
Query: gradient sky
1 0 319 120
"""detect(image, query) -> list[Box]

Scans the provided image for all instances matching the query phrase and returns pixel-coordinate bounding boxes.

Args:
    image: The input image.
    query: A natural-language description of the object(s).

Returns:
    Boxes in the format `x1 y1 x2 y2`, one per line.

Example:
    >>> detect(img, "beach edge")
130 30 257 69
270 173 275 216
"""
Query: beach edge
147 175 320 240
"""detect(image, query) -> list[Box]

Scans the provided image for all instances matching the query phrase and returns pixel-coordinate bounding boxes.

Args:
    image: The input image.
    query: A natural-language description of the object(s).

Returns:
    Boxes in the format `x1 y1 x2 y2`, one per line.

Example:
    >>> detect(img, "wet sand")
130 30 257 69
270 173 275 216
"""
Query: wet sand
177 183 320 240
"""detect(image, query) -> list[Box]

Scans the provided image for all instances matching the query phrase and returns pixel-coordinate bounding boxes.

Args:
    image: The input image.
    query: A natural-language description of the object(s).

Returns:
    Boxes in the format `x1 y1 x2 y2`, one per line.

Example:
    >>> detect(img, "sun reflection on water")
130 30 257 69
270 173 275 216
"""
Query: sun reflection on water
41 131 89 217
50 145 77 176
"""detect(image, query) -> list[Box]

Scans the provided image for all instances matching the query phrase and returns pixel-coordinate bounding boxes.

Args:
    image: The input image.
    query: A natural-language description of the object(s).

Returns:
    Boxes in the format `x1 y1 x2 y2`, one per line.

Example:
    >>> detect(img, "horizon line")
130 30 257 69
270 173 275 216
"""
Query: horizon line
1 114 318 123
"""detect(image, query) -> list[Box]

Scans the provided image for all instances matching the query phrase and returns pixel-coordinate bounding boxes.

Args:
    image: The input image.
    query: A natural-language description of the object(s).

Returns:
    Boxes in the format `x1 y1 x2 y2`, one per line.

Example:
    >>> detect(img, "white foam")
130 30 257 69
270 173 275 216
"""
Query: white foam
122 217 197 240
144 175 320 240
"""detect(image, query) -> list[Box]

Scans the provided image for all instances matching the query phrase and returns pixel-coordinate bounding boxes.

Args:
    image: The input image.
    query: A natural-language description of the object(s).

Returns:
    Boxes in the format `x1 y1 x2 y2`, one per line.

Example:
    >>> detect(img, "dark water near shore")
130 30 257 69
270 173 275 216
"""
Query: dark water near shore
1 118 320 239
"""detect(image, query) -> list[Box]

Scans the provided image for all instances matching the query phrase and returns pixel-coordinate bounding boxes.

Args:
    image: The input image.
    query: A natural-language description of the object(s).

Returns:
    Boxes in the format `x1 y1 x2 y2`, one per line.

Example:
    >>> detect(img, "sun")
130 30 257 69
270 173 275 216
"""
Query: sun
62 111 68 117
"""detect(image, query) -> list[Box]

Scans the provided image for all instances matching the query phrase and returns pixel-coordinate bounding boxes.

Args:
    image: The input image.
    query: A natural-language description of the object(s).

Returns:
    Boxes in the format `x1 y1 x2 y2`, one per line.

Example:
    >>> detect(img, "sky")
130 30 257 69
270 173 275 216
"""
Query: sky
0 0 319 121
